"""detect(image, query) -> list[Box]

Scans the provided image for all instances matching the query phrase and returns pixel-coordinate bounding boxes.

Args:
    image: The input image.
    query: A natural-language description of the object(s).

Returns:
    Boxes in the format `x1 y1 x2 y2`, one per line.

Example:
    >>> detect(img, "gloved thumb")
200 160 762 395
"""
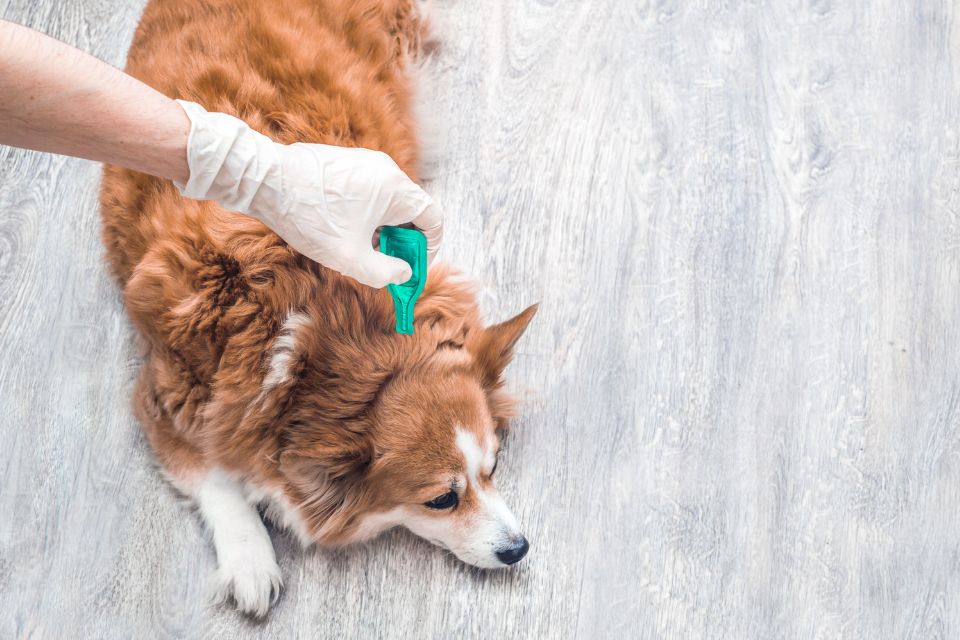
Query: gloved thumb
346 248 413 288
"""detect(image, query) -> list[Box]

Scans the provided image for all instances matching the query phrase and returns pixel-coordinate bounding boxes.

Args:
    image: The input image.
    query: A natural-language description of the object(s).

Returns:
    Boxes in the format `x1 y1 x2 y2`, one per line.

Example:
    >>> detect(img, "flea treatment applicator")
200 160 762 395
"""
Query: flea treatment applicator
379 226 427 335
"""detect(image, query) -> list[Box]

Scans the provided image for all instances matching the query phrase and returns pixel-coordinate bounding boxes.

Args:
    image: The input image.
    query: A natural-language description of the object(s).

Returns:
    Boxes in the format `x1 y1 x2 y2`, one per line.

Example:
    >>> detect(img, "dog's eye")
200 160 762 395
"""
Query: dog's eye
490 459 498 477
424 491 459 510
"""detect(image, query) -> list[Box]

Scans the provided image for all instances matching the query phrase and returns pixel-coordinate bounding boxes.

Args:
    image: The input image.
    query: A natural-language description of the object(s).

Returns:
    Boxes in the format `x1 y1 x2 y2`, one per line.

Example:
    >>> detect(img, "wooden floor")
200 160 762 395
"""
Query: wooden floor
3 0 960 637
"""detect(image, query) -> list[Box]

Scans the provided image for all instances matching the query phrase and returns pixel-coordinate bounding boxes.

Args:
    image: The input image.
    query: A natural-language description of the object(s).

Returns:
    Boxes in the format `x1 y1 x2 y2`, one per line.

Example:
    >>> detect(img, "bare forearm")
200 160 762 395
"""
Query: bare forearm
0 20 188 183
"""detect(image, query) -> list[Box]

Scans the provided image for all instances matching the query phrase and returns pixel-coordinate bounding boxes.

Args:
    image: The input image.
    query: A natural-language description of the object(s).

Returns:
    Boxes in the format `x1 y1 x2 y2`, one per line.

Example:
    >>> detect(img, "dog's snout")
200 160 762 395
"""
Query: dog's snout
496 536 530 565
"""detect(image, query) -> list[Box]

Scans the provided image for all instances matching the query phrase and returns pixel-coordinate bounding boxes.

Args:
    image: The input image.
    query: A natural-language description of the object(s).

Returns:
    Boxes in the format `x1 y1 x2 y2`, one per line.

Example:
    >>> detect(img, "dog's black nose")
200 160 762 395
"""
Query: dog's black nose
496 536 530 565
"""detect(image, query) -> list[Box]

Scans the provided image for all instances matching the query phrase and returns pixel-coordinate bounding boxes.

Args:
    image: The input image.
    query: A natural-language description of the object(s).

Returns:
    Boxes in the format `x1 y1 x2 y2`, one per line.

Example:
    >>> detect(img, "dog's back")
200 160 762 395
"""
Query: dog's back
100 0 426 285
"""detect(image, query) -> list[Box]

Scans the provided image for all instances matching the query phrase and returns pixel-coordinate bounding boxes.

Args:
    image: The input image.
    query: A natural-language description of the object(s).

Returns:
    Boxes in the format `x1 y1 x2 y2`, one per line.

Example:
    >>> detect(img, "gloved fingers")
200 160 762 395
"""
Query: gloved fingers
411 197 443 264
380 180 443 263
341 247 413 289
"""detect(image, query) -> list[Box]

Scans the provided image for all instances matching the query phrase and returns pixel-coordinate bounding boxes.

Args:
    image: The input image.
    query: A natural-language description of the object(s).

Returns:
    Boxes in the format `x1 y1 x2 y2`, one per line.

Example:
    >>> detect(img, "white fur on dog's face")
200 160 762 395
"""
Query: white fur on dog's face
355 428 526 568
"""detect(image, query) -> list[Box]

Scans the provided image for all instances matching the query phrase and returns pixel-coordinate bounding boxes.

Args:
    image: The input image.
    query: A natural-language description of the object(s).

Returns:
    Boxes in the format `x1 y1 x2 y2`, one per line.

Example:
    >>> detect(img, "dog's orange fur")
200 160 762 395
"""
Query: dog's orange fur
100 0 535 545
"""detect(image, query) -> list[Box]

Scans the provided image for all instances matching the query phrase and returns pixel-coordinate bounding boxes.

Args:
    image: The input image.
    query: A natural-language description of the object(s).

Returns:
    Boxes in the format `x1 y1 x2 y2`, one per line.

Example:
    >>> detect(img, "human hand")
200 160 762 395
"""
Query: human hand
174 100 442 288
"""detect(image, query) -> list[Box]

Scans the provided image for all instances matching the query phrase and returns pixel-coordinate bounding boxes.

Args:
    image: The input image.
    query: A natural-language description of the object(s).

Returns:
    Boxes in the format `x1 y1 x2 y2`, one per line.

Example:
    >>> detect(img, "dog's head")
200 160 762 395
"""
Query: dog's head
265 271 537 568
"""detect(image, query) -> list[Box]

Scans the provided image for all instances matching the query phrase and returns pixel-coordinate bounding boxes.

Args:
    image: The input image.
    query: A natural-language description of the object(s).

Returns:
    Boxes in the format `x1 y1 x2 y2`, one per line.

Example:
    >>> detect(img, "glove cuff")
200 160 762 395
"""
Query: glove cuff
174 100 282 215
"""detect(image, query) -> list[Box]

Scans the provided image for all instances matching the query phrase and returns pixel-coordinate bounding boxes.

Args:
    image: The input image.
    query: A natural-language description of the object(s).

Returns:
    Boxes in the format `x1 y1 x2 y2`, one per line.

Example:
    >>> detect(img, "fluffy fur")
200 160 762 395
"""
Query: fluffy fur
99 0 535 617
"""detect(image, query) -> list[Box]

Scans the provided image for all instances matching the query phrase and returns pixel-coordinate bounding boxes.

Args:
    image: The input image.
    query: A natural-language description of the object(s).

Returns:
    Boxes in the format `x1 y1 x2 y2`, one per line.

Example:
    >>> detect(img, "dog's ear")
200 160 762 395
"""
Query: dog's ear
279 425 373 487
278 425 373 537
277 347 394 487
470 304 538 390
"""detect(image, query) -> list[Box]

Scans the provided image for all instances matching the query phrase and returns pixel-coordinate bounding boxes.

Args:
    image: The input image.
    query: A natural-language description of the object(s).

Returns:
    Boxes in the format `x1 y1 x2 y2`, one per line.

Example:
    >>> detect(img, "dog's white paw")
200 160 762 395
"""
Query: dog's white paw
212 551 283 618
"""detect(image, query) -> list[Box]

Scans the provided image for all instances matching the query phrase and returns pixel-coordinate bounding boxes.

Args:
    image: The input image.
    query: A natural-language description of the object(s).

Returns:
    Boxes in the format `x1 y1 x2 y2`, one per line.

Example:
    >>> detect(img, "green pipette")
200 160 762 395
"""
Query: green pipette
379 226 427 335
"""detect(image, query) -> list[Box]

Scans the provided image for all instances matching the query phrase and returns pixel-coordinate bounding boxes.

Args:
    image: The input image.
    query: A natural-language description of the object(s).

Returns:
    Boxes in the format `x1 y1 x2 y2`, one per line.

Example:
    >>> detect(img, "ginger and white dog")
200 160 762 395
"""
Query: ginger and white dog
100 0 536 617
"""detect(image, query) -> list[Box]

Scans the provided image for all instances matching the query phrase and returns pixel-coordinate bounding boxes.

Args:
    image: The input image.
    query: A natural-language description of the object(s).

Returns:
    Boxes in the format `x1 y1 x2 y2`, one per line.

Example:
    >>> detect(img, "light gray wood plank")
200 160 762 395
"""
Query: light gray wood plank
2 1 960 638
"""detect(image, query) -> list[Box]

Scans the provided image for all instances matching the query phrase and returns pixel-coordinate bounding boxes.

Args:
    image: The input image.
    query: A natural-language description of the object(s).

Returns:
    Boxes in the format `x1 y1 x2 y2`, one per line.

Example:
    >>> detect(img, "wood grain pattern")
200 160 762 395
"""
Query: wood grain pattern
3 1 960 637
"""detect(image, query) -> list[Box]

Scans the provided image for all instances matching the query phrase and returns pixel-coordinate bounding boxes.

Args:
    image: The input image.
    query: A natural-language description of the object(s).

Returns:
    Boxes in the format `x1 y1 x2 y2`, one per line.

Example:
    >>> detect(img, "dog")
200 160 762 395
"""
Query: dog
99 0 536 617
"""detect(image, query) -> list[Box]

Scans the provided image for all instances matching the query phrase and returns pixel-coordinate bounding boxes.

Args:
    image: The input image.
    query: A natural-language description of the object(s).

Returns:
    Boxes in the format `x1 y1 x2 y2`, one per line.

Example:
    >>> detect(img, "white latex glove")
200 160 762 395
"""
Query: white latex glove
173 100 442 288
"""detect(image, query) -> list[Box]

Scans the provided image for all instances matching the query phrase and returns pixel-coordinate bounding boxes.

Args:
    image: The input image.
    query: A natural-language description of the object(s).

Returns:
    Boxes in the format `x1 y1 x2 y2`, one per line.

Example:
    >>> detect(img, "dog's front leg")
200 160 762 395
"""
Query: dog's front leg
184 469 283 617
